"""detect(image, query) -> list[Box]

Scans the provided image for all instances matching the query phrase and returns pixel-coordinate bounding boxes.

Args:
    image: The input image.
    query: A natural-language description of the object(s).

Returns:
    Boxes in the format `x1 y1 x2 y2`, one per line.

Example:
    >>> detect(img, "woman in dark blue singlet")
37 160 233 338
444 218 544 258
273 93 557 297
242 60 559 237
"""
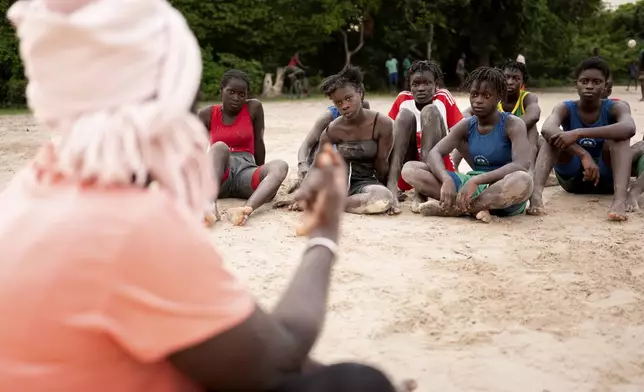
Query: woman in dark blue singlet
400 67 533 222
527 57 636 221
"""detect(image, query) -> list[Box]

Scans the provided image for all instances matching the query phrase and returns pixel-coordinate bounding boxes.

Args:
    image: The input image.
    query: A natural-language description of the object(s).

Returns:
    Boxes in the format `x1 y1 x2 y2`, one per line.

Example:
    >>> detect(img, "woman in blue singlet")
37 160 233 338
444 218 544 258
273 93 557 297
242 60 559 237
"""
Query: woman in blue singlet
400 67 533 222
527 57 636 221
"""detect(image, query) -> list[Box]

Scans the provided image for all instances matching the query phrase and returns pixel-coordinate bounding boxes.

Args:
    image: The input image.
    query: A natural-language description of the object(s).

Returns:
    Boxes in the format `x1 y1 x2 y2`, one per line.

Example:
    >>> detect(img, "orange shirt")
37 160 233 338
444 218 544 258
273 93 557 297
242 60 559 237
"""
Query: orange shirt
0 166 254 392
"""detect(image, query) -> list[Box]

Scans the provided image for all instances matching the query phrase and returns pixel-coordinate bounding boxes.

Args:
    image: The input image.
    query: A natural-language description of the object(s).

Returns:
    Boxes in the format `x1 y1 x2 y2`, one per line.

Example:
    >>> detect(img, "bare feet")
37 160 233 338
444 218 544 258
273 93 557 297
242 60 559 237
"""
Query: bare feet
608 199 628 221
526 195 547 216
416 199 461 217
410 191 426 213
475 210 492 223
203 202 220 228
272 195 294 209
626 190 640 213
397 190 408 202
226 206 253 226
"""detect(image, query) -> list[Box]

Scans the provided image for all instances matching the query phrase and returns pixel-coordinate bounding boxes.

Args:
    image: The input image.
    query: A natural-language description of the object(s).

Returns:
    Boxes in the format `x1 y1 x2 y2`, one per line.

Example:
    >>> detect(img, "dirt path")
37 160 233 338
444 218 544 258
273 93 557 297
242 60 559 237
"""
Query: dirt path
2 89 644 391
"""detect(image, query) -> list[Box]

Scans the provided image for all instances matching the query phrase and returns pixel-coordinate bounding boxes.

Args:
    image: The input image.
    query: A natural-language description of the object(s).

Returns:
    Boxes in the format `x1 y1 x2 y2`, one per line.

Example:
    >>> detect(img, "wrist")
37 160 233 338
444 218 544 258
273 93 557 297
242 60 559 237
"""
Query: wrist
309 226 339 243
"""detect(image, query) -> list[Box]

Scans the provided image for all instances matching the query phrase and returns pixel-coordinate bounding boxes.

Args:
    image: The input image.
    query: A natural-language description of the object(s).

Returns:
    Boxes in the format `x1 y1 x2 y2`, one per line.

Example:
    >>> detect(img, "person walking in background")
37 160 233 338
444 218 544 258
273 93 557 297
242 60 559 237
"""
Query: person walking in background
455 53 467 91
627 61 638 91
639 49 644 101
516 54 526 65
386 54 399 93
402 55 412 90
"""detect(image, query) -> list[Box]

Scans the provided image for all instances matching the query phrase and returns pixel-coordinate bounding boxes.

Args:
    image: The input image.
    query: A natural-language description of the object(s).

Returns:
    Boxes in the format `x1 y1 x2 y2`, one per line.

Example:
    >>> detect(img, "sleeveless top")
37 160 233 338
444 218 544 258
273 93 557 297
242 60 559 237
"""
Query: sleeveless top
335 113 380 182
562 99 614 159
209 104 255 154
468 112 513 172
498 90 530 117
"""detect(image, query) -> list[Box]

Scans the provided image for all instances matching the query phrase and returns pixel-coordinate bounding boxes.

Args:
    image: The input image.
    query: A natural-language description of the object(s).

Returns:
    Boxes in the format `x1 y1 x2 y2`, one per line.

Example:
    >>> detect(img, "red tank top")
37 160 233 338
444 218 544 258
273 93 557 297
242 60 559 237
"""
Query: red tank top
209 104 255 154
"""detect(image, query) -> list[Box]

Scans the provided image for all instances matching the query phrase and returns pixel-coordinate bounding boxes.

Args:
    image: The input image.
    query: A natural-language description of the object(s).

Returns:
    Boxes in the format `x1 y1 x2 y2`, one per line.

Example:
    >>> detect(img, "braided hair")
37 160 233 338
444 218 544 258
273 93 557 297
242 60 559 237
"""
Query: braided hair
464 67 507 99
320 66 364 97
406 60 444 87
500 60 529 84
220 69 252 94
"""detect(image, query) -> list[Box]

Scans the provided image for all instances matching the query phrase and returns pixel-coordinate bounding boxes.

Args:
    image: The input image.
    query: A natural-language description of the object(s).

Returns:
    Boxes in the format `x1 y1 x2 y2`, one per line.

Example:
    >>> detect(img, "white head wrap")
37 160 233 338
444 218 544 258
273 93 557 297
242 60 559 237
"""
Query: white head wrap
8 0 214 217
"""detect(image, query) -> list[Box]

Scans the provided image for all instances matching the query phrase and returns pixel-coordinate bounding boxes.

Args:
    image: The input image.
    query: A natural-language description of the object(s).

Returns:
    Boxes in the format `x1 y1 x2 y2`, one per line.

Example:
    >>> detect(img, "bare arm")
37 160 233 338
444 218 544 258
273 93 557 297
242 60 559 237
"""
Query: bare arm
542 103 593 158
298 111 333 165
249 99 266 165
521 93 541 130
170 244 336 391
573 101 636 141
429 118 470 183
375 115 394 184
198 106 212 139
469 116 530 186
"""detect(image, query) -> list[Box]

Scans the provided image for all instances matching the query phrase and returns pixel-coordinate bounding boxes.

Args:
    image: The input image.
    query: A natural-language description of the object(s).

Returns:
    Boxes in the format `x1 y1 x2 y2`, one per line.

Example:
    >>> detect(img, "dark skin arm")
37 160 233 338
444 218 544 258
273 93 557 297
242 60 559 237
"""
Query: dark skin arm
374 115 394 184
429 118 470 183
467 115 531 185
248 99 266 165
521 93 540 130
170 239 337 391
551 101 635 148
541 102 592 159
198 106 212 139
298 111 334 171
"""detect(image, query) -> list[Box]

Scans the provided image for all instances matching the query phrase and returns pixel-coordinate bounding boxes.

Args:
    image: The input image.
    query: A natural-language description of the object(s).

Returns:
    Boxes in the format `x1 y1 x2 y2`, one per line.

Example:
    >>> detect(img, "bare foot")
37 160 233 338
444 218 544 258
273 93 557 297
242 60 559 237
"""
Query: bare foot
273 194 294 209
397 190 408 202
475 210 492 223
626 190 640 213
289 200 305 211
203 202 220 228
608 199 628 221
417 199 460 217
526 196 547 216
226 206 253 226
410 191 426 213
397 379 418 392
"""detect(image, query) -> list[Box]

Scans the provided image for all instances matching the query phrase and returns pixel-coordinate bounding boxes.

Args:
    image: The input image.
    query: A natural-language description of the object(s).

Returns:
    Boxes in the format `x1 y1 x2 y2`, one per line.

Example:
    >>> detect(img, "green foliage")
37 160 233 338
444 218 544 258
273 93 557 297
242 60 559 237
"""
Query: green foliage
0 0 643 106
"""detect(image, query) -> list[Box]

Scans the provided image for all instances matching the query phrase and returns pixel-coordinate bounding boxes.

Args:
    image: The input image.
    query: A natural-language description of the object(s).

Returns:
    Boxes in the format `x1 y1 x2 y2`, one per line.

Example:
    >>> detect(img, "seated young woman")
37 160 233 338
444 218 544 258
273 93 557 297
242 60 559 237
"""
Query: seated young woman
199 69 288 226
386 60 463 212
400 67 534 222
317 66 396 214
296 95 370 181
527 57 636 221
459 60 541 170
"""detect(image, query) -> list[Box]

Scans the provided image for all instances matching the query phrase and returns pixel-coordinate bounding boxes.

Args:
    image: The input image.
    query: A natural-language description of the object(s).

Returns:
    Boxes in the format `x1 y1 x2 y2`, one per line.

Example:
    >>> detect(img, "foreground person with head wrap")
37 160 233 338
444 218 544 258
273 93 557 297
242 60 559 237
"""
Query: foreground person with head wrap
0 1 413 391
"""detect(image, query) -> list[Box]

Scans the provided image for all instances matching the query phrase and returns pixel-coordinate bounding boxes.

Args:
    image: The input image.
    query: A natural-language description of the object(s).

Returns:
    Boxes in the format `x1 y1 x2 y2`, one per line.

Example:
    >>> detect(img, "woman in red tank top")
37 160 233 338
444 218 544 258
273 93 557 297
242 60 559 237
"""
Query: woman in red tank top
198 69 288 226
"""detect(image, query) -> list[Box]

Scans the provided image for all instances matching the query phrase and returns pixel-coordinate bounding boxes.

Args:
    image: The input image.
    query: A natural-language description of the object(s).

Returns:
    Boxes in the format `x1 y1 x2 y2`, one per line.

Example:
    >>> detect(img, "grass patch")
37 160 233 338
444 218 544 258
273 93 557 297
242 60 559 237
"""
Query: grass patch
0 107 29 116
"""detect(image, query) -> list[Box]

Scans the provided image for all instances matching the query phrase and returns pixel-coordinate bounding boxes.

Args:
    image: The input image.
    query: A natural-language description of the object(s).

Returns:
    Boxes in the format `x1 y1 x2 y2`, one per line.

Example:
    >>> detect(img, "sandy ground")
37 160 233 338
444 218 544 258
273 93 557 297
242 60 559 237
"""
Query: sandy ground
2 89 644 391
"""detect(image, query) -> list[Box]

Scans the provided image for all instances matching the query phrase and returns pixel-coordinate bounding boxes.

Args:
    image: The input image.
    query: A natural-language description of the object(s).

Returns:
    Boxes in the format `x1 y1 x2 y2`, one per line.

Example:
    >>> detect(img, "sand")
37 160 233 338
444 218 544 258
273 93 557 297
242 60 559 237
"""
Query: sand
2 89 644 391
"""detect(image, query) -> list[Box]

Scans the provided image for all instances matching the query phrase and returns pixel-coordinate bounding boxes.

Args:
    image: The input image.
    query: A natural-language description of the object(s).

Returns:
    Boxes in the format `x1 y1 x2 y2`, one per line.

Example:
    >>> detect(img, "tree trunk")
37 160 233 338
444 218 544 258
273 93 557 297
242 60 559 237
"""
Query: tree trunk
340 21 365 69
426 23 434 60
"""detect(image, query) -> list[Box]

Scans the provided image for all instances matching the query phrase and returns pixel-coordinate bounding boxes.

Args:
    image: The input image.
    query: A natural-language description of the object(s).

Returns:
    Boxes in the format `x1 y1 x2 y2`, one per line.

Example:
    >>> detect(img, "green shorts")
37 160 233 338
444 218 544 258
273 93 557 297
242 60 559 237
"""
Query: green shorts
447 171 527 216
636 154 644 178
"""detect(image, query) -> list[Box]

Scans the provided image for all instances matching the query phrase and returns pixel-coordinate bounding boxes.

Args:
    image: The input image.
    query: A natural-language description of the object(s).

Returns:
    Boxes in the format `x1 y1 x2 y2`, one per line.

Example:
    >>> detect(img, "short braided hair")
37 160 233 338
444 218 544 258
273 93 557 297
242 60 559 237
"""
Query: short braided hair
464 66 507 98
406 60 443 87
220 69 251 94
500 60 529 84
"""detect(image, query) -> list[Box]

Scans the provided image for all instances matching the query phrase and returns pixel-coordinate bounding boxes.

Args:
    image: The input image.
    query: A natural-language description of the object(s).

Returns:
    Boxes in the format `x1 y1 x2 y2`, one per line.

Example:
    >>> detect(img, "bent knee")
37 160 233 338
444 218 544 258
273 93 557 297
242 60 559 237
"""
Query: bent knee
321 363 394 391
401 161 425 183
420 103 441 118
209 141 230 156
506 171 533 194
268 160 289 180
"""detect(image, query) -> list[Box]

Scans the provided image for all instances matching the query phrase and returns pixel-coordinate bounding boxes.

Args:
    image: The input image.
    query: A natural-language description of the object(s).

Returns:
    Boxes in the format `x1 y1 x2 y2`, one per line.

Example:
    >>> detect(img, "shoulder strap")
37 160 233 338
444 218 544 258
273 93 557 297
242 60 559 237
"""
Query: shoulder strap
372 112 379 138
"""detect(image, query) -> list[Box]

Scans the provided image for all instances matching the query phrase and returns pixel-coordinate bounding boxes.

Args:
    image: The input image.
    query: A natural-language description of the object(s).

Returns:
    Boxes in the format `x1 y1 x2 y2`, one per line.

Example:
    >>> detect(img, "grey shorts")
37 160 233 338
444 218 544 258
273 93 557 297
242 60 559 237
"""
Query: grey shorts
219 152 262 199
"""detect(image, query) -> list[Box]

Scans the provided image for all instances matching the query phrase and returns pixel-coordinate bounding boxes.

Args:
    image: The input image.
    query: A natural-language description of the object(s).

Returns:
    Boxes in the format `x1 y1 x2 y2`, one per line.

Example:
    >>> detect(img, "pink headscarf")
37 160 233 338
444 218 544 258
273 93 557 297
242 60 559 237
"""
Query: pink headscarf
8 0 214 218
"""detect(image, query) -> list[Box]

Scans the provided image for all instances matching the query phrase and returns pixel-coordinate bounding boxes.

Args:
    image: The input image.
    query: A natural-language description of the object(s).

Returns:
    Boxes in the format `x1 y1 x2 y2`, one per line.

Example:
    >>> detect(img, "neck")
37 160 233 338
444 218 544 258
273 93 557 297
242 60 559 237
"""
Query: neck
505 91 519 104
415 99 433 112
222 105 241 117
346 108 367 124
579 98 601 111
477 109 500 126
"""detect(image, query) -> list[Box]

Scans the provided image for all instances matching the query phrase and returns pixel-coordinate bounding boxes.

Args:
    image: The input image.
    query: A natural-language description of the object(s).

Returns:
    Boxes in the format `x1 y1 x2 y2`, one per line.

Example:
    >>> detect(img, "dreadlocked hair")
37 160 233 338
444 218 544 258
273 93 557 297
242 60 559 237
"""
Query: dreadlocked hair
220 69 252 94
406 60 444 87
574 56 610 81
501 60 529 83
320 66 364 97
464 67 507 98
